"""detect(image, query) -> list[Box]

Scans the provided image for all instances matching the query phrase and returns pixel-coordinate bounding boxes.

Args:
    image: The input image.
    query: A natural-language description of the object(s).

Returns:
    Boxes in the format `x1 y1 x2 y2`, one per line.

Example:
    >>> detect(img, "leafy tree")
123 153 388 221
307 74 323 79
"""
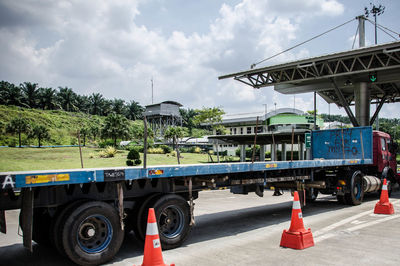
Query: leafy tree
164 126 185 164
126 100 144 120
89 93 104 115
6 118 30 147
38 87 58 110
29 124 50 148
20 82 39 108
101 113 130 147
193 107 225 163
58 87 77 112
193 107 225 134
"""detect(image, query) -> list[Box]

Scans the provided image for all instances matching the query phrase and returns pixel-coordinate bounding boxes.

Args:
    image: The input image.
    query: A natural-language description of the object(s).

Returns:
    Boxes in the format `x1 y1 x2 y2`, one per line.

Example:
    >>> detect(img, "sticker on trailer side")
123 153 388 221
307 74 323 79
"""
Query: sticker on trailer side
104 169 125 181
25 173 70 184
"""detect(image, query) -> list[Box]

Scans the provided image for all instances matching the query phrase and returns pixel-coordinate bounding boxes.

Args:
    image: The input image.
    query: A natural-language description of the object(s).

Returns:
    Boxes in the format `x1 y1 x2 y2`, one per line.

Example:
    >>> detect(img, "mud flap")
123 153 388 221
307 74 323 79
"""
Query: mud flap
20 188 33 252
0 210 6 234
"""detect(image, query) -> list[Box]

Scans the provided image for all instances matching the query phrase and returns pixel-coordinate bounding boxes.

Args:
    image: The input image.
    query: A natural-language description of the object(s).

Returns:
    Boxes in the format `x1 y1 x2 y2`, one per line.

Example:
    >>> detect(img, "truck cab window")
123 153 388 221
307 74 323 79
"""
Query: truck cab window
381 138 386 151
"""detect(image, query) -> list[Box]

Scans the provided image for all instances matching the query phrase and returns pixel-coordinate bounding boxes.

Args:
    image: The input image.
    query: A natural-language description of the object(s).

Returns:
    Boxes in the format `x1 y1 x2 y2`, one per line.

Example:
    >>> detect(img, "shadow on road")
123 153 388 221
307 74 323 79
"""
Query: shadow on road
1 190 399 265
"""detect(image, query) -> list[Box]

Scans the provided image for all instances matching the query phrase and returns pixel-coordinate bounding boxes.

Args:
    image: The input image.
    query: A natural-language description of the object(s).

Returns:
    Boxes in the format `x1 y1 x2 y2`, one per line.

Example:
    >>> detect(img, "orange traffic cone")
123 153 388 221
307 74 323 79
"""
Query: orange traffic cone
139 208 174 266
374 179 394 215
280 191 314 249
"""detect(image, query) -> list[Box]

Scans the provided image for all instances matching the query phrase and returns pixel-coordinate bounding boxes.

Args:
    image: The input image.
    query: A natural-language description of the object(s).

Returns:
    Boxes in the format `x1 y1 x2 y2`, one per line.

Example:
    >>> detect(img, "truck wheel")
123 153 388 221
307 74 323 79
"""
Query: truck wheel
152 194 192 250
345 171 364 205
62 201 124 265
134 193 162 242
306 188 318 202
51 200 89 256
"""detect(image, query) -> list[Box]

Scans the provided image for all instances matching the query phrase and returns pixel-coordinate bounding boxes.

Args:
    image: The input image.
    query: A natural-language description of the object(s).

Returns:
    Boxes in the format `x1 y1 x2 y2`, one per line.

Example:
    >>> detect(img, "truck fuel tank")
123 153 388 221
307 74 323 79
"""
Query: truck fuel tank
363 175 381 193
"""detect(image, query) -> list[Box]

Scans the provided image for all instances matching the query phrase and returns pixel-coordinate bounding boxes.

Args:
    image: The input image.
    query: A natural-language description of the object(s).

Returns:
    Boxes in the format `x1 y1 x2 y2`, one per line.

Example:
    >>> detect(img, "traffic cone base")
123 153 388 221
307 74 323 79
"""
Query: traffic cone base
373 179 394 215
280 191 314 250
374 202 394 215
280 228 314 250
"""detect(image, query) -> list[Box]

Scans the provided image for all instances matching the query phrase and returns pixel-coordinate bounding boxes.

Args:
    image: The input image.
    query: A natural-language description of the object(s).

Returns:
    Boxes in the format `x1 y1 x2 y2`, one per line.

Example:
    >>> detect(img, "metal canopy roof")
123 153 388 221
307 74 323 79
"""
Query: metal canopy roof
219 41 400 108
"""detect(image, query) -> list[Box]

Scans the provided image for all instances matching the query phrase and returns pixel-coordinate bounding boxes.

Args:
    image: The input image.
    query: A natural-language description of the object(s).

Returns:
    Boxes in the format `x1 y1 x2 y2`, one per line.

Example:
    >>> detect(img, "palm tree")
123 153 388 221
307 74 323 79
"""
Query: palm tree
112 99 126 115
126 100 144 120
89 124 101 141
57 87 77 112
29 124 50 148
89 93 104 115
6 118 30 147
1 82 25 107
79 127 90 146
180 108 198 135
38 87 58 110
76 95 90 113
20 82 39 108
101 99 113 116
101 113 130 146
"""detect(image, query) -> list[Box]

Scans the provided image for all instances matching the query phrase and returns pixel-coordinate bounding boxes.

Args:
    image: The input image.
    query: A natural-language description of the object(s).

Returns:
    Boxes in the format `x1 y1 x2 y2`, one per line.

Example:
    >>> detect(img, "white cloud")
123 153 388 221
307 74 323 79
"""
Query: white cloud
10 0 399 120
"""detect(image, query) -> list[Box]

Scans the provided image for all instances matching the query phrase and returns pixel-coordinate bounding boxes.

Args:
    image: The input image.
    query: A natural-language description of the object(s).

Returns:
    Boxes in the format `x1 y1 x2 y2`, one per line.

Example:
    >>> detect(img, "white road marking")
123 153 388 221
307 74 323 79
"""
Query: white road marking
314 199 400 243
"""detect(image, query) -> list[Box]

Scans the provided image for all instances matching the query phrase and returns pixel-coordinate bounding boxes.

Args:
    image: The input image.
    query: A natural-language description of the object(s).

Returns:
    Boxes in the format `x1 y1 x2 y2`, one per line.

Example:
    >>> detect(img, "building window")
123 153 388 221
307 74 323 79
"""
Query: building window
240 128 243 134
234 128 237 135
230 128 233 135
247 127 252 134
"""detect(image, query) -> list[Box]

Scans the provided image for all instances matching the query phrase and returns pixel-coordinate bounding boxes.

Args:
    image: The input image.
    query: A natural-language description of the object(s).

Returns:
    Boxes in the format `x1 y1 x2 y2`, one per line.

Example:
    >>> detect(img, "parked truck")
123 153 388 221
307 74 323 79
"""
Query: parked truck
0 126 398 265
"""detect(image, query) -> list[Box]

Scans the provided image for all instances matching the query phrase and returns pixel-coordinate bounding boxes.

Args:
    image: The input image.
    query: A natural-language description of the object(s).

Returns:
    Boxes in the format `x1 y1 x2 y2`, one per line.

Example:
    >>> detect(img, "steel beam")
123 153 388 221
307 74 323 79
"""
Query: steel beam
330 78 359 127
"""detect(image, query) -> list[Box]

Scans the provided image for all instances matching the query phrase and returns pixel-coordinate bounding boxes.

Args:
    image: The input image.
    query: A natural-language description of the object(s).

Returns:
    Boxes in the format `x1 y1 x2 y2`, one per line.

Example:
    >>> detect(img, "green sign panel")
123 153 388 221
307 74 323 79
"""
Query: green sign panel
368 73 377 83
305 133 311 149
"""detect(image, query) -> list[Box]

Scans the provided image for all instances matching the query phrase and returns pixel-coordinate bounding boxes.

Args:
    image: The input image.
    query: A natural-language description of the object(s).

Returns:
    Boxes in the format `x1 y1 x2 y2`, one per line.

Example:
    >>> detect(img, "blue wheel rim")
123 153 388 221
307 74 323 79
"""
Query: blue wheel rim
159 205 184 239
77 215 113 253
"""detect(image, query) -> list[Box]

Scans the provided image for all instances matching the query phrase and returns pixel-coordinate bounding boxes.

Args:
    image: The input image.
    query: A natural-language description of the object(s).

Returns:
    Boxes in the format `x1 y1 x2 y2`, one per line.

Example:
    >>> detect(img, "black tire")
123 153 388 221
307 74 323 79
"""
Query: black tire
62 201 124 266
345 171 364 205
51 200 89 256
134 193 162 242
152 194 192 250
305 188 318 202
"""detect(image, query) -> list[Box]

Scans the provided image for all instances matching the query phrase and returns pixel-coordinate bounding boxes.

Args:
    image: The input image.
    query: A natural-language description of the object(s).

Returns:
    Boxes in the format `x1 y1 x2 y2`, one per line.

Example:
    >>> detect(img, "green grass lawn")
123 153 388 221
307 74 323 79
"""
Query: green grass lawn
0 147 234 172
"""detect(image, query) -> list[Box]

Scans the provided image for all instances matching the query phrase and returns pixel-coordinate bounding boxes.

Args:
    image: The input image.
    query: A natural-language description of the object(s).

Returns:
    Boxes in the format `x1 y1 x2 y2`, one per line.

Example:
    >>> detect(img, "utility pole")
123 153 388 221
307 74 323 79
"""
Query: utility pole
151 78 154 104
365 3 385 130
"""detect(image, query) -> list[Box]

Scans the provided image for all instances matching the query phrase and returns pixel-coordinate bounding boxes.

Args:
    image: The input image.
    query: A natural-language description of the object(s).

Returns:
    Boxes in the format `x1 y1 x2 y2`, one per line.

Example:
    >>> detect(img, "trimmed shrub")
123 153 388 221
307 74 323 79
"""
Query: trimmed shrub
134 159 142 165
127 148 140 160
126 160 134 166
159 144 172 153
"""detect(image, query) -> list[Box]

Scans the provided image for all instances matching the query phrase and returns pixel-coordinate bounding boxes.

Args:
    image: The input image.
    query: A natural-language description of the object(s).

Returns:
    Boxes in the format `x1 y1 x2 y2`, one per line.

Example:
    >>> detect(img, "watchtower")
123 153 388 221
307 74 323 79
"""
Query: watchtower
144 101 183 137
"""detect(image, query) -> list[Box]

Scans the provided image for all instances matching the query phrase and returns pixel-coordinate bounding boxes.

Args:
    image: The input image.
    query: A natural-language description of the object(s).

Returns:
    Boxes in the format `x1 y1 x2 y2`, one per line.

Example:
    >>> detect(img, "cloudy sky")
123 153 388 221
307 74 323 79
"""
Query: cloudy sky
0 0 399 118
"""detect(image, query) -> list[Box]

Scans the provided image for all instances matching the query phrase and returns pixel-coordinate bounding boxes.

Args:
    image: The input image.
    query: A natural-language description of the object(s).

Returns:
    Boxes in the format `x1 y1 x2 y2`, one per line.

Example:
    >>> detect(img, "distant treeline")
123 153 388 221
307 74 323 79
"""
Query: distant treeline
0 80 145 120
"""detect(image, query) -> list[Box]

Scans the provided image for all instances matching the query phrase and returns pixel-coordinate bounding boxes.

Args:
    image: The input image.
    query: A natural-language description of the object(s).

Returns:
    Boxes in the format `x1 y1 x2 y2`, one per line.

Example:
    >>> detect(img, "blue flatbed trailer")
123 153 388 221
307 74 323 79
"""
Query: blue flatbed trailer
3 126 394 266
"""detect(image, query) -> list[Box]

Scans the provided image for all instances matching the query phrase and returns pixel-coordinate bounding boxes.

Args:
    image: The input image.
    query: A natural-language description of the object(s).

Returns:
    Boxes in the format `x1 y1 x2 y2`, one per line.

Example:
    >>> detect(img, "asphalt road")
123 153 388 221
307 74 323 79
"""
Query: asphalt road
1 189 400 266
